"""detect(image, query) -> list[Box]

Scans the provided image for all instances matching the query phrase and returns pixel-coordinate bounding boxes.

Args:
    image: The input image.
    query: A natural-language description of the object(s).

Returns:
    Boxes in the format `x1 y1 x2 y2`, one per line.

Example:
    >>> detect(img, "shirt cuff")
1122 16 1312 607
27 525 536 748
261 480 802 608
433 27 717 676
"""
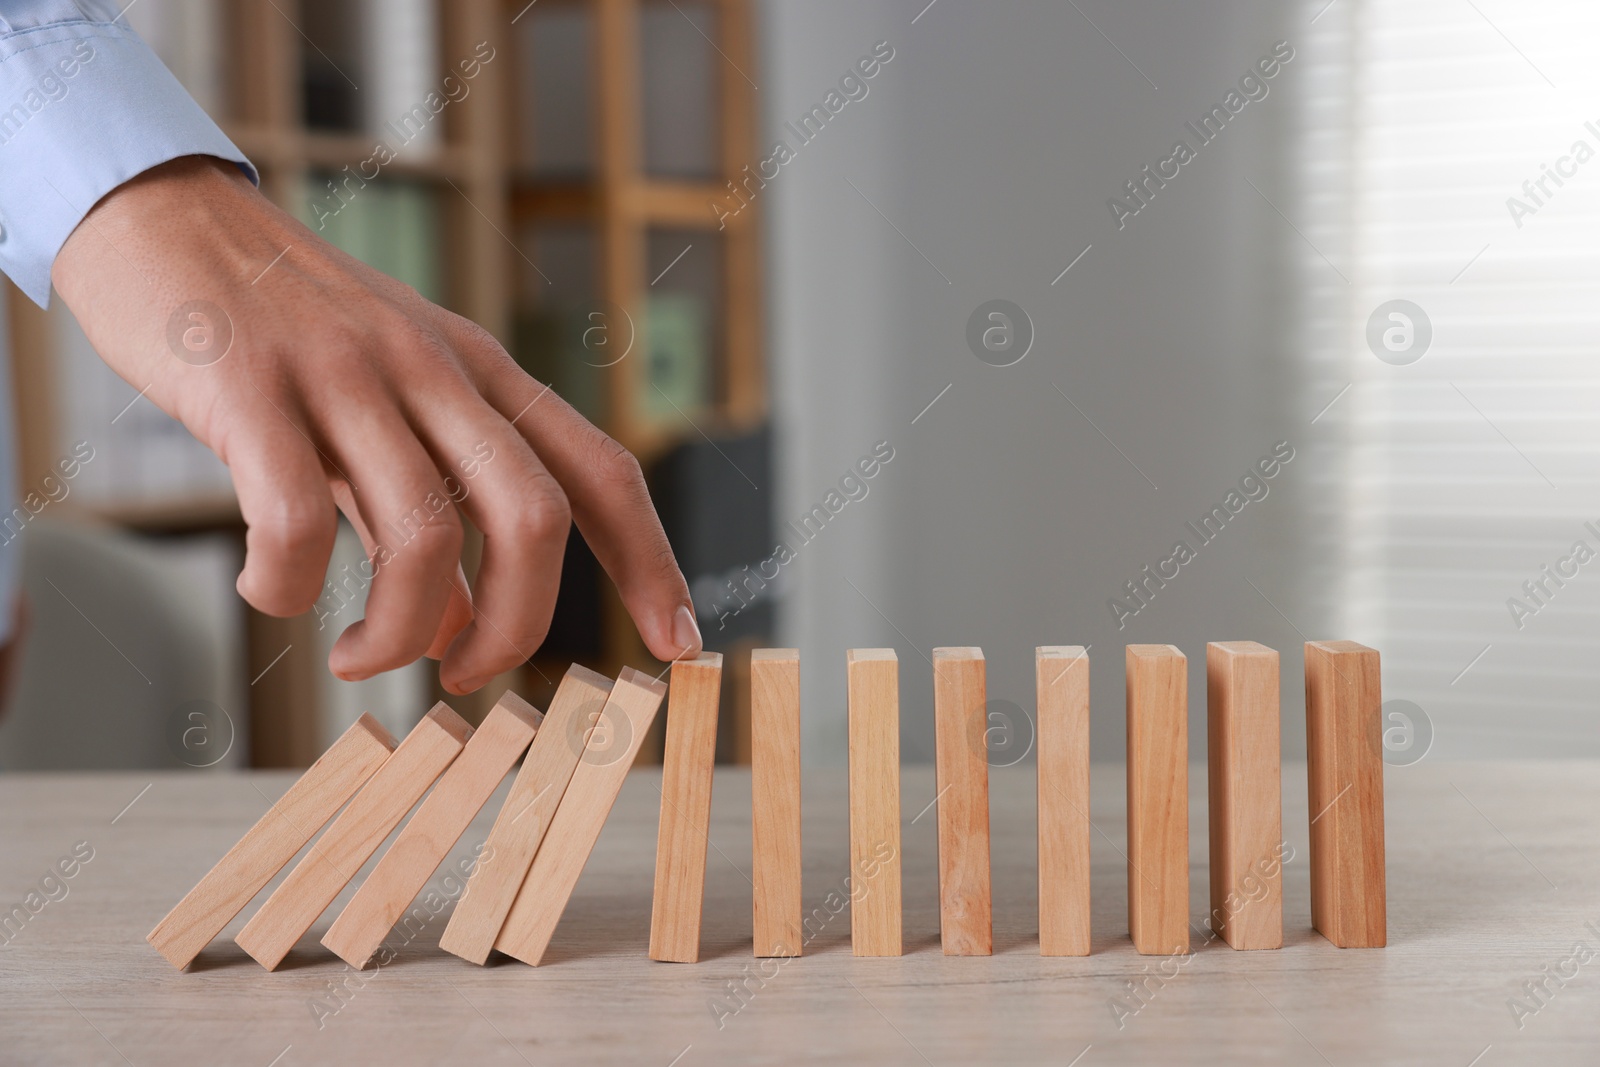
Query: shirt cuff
0 18 257 307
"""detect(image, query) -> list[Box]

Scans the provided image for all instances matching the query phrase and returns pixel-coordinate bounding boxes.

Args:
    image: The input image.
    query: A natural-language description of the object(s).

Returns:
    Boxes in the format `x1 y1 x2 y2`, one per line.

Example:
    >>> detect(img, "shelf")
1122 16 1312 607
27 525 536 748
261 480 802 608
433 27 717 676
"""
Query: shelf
71 493 244 534
511 178 743 229
226 124 478 183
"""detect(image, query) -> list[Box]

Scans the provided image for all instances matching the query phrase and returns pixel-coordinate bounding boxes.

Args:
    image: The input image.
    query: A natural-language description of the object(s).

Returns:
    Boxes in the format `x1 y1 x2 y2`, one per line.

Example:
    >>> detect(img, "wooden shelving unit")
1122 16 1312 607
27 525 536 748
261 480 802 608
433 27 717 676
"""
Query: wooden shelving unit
3 0 763 766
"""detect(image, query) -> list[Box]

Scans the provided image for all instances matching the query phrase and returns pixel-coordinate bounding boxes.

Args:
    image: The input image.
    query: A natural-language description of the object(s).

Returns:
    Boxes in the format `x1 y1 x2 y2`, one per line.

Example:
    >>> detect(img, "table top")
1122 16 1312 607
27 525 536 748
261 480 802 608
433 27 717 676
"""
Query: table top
0 760 1591 1066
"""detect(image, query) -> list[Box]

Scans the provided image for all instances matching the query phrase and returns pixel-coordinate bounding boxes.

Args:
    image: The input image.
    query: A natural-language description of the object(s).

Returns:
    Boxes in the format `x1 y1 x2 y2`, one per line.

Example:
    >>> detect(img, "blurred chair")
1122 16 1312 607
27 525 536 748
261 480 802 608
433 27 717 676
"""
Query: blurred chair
0 518 242 770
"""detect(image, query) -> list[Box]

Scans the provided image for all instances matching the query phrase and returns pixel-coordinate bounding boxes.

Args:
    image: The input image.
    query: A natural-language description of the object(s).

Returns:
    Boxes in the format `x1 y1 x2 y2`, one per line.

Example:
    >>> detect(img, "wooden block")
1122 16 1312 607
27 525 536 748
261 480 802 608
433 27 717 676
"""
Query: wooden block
1206 641 1282 950
751 648 802 958
494 667 668 965
1126 644 1188 956
932 647 992 956
1036 646 1090 957
846 648 902 957
649 652 725 963
234 704 472 970
146 714 396 970
1305 640 1386 948
439 665 613 965
321 694 543 968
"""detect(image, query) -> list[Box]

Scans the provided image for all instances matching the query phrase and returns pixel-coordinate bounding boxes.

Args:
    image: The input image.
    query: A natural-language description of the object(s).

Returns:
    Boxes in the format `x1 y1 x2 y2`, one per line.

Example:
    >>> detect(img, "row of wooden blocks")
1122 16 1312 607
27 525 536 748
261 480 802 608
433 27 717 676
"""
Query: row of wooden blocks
821 639 1382 959
147 639 1382 971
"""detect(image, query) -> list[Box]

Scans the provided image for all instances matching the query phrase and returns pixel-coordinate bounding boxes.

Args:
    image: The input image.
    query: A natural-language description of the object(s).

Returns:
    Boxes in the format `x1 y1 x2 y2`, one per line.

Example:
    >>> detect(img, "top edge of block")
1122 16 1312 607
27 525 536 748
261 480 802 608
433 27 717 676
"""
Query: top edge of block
1126 643 1184 659
847 648 897 662
1207 640 1277 656
751 648 799 662
617 665 670 695
423 702 476 745
352 712 399 752
1306 639 1378 656
1036 645 1087 658
673 651 724 669
932 646 983 660
491 690 546 729
561 662 617 693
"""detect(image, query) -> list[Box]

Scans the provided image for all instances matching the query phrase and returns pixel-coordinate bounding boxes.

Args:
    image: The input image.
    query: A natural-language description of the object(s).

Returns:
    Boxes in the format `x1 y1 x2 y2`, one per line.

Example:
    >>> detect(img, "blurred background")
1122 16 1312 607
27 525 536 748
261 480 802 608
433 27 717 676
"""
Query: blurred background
1 0 1595 771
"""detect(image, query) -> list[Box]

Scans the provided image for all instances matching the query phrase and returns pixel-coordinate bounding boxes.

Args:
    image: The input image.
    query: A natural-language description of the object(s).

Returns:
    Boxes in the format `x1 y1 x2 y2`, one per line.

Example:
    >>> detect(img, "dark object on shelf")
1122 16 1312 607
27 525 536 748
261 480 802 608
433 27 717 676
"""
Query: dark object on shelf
648 424 772 649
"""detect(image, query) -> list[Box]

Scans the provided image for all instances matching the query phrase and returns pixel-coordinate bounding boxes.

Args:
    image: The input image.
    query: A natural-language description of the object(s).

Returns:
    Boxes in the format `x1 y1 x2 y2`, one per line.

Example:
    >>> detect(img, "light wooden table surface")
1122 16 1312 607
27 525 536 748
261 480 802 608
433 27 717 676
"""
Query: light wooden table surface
0 761 1591 1066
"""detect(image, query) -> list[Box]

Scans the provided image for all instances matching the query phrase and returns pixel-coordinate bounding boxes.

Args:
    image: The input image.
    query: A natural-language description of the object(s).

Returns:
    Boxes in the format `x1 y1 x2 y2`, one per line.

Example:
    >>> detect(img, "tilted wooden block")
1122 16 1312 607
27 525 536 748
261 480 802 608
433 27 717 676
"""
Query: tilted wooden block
1037 646 1090 957
235 704 472 970
1206 641 1282 950
147 714 396 969
321 694 543 968
1126 644 1188 956
1305 640 1386 948
650 652 725 963
847 648 902 957
751 648 802 958
494 668 668 966
439 665 613 965
932 647 992 956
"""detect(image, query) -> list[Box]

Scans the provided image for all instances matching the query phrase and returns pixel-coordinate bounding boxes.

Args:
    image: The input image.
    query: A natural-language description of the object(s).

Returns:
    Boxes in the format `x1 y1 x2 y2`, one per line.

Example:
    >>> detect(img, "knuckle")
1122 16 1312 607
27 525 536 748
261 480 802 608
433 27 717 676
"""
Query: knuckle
508 476 571 544
592 432 645 489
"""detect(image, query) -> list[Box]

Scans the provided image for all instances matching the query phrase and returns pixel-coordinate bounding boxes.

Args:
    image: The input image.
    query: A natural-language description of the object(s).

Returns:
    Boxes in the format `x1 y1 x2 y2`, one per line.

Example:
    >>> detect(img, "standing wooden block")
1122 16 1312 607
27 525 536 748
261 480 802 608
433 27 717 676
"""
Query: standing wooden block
649 652 725 963
146 714 396 970
1206 641 1282 950
494 668 668 965
321 694 544 968
751 648 802 958
439 665 613 965
932 647 992 956
235 704 472 970
1036 646 1090 957
846 648 901 957
1305 640 1386 948
1126 644 1188 956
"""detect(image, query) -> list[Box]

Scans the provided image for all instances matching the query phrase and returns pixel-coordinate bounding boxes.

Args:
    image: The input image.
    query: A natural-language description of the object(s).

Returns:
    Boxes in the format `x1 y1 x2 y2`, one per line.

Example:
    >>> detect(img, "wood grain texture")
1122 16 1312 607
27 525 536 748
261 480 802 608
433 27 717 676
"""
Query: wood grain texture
1126 644 1188 956
234 705 472 970
321 695 543 968
1305 640 1386 948
21 761 1579 1065
932 647 991 956
146 714 397 969
751 648 802 957
649 653 724 963
1036 646 1090 957
439 665 614 965
494 668 668 965
1206 641 1282 950
846 648 902 957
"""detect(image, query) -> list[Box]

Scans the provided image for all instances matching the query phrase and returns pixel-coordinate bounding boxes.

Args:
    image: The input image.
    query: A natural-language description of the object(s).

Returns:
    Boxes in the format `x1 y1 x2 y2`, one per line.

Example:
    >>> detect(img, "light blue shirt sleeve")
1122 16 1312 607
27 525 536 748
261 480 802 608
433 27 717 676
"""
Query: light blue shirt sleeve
0 0 257 306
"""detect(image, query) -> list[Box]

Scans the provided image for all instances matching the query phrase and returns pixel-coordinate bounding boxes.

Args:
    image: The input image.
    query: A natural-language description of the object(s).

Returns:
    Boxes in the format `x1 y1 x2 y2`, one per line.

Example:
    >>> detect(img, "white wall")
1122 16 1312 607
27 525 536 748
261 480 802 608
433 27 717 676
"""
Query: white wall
762 0 1329 763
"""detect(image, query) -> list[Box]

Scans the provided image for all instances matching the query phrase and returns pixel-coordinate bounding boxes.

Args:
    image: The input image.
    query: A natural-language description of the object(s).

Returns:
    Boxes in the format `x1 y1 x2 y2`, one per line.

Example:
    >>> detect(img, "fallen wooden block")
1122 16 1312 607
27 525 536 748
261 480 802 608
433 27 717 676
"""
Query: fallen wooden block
321 694 543 968
1036 646 1090 957
1305 640 1386 948
494 667 668 966
439 665 613 965
147 714 396 970
235 704 472 970
847 648 902 957
932 646 991 956
751 648 802 958
1206 641 1282 950
1126 644 1188 956
650 652 725 963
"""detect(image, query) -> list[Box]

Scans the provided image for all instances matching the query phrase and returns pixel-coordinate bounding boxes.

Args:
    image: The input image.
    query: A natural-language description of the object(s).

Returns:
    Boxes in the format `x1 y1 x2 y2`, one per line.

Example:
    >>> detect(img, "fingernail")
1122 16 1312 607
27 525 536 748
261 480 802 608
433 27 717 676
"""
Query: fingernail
672 604 702 656
455 675 488 694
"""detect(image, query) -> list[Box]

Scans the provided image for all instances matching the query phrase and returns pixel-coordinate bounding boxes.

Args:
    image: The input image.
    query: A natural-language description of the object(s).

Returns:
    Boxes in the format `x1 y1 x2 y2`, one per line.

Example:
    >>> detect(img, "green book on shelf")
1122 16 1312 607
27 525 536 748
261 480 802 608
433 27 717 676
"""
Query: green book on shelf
639 293 710 425
296 175 442 305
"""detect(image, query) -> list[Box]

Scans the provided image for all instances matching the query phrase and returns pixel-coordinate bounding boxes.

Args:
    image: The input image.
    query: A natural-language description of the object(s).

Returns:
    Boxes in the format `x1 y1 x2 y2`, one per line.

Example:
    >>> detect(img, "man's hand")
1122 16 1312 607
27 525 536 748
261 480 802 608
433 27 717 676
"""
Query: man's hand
51 155 702 693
